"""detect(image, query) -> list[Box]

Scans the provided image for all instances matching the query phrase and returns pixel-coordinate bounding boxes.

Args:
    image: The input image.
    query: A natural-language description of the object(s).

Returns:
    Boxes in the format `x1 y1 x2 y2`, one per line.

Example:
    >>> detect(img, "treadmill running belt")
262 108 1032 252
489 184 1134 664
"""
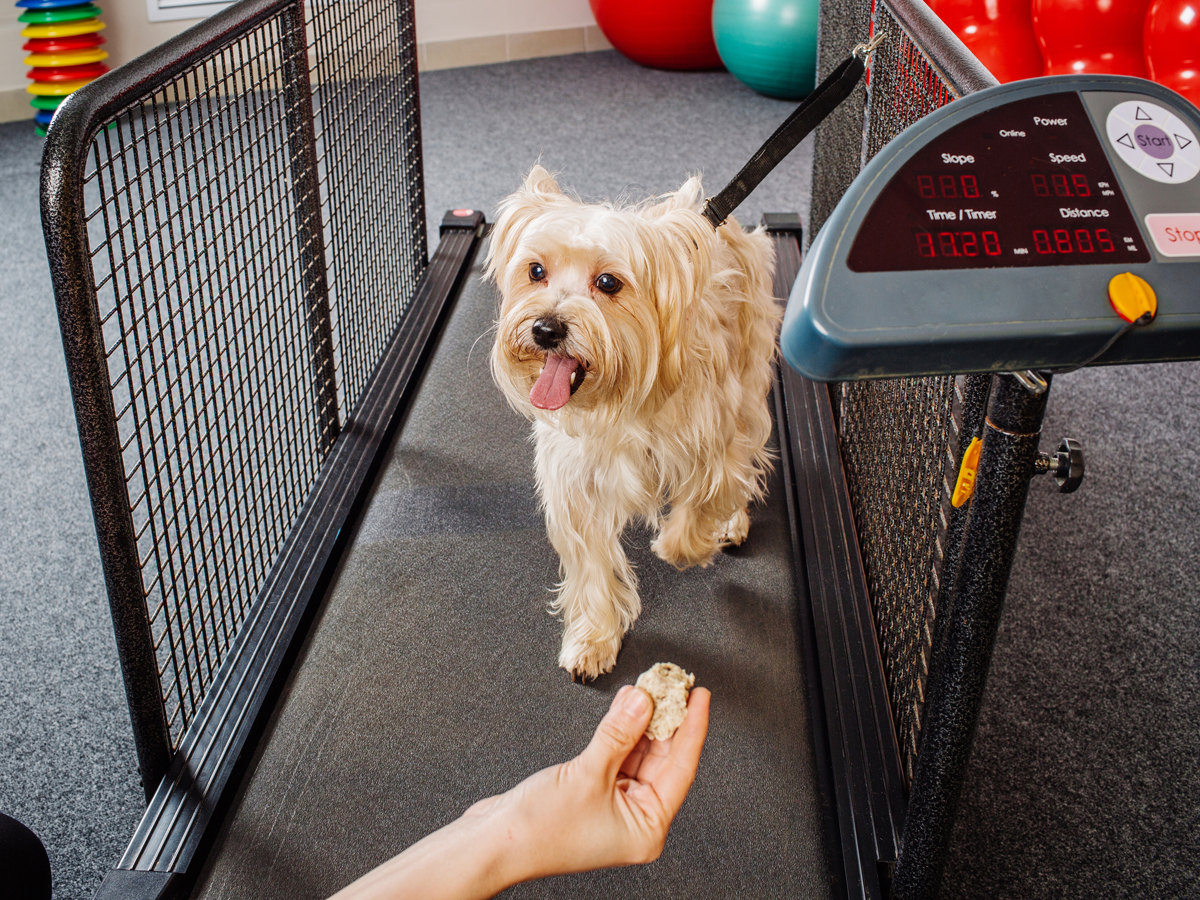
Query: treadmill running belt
187 260 832 900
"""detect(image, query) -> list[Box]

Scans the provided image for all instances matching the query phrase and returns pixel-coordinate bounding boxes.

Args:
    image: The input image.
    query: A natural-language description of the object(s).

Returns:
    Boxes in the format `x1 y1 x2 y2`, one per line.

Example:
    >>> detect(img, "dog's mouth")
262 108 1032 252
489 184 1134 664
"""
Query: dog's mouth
530 354 585 410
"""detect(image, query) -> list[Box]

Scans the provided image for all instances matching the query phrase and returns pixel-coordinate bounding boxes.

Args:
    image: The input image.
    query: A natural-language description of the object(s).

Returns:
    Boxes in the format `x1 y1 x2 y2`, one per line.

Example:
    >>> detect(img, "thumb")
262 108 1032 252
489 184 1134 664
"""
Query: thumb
580 686 654 782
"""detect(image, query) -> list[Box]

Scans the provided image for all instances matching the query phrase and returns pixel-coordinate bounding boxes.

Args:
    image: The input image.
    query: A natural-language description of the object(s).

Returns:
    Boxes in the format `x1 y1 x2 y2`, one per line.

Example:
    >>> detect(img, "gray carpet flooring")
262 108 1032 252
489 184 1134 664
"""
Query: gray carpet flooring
0 47 1197 900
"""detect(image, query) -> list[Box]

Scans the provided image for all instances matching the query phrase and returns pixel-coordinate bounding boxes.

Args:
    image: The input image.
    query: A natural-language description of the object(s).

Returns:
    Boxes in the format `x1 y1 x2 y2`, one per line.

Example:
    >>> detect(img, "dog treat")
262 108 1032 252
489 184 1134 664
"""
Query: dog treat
635 663 695 740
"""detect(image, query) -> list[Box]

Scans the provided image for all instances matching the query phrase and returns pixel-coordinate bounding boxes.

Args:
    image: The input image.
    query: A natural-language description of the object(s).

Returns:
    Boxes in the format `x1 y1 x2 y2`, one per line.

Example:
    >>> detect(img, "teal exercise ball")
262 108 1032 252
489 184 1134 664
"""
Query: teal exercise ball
713 0 820 99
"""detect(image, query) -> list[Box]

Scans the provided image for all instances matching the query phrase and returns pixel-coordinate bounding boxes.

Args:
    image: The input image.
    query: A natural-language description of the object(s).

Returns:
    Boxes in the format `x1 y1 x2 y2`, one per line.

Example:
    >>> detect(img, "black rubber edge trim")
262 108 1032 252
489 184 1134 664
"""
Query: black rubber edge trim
766 225 846 899
768 220 907 900
94 217 484 899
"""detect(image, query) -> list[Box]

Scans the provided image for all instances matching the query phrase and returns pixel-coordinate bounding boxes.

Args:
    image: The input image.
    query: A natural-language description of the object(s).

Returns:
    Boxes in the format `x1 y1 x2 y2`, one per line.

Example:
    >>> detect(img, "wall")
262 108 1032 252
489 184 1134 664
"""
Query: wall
1 0 607 123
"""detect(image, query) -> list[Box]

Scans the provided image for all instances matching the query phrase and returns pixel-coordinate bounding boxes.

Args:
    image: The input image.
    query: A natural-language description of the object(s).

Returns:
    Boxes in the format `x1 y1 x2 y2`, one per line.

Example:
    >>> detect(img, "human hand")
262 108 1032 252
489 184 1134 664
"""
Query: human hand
474 683 712 884
327 683 710 900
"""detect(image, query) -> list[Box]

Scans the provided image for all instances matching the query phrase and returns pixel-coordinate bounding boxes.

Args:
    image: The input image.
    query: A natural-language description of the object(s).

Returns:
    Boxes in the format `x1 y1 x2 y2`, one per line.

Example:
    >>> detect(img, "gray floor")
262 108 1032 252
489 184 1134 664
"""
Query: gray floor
0 47 1198 900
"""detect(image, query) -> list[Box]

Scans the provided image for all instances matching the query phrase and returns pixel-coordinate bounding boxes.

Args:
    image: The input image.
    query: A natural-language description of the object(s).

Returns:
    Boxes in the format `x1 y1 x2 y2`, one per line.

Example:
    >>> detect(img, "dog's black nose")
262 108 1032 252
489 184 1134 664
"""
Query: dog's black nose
532 317 568 349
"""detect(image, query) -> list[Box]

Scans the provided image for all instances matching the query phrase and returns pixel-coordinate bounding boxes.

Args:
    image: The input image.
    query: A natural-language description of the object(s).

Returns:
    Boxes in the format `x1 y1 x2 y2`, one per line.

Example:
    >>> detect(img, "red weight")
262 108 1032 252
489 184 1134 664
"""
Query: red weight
27 62 108 81
590 0 723 70
23 32 104 52
1032 0 1151 76
929 0 1045 82
1145 0 1199 105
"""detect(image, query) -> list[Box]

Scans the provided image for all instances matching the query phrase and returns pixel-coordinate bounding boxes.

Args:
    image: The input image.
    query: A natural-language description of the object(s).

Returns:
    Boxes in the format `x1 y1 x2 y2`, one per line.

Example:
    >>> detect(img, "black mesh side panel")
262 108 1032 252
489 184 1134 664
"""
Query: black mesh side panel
811 0 995 783
72 0 425 751
308 0 427 420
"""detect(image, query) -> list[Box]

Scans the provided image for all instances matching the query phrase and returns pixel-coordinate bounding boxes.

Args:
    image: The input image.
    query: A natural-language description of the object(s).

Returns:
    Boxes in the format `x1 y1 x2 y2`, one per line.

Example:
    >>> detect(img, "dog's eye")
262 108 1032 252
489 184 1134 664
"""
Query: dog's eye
529 262 547 282
595 273 621 295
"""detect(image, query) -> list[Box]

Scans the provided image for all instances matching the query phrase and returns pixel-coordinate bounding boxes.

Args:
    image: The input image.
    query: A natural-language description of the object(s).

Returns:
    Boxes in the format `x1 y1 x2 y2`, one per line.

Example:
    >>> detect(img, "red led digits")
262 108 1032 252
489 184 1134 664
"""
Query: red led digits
1032 227 1118 253
1032 172 1092 196
914 230 1002 258
918 174 983 197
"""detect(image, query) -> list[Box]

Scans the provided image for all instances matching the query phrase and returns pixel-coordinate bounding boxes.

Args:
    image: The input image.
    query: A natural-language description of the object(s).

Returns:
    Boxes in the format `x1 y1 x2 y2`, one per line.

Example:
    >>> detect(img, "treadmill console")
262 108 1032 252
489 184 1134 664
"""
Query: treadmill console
781 75 1200 381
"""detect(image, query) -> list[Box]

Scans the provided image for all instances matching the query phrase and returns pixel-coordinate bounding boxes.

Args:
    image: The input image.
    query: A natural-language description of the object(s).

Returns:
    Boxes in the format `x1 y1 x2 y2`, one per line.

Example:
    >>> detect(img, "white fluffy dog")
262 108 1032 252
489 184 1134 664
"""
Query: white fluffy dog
486 166 781 680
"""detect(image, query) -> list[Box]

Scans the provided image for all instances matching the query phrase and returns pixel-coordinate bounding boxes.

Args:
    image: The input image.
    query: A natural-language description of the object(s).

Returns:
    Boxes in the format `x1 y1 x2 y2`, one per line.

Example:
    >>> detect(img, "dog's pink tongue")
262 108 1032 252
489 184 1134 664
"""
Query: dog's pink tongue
530 355 579 410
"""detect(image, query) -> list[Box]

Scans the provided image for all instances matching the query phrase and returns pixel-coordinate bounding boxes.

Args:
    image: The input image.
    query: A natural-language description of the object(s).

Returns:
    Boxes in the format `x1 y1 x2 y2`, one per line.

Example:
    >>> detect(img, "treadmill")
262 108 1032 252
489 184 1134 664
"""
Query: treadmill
43 1 1198 898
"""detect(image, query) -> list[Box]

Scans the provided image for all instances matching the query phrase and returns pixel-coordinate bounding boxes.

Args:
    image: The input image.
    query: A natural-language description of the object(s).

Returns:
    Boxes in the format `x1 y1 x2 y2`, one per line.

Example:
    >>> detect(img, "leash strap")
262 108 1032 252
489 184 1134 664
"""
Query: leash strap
702 35 885 229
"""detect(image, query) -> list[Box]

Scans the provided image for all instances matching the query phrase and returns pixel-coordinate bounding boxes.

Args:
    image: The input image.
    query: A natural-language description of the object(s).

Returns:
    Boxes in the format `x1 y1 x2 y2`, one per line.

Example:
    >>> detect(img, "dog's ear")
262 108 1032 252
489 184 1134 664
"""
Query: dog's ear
485 166 566 285
523 164 563 197
641 175 705 219
644 208 713 397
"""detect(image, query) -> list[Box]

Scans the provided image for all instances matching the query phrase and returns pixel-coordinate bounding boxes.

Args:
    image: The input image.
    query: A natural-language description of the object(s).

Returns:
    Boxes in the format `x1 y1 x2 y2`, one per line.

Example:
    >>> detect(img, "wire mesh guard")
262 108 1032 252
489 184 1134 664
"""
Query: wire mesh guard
76 0 425 750
833 5 988 783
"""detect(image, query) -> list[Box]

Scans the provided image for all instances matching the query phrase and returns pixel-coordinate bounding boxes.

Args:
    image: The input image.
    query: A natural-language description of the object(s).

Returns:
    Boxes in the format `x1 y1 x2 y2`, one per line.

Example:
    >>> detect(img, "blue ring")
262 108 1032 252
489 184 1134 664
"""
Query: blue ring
16 0 98 8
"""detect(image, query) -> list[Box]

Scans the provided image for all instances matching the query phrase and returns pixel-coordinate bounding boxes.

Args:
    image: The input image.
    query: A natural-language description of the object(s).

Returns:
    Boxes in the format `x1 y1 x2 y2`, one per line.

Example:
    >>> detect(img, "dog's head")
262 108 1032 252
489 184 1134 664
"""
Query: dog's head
485 165 713 426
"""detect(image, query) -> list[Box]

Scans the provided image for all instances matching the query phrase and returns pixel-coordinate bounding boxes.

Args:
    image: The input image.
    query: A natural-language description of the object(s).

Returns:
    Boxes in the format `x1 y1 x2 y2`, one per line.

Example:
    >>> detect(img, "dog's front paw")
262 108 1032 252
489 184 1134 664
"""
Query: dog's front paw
718 507 750 547
559 631 623 681
651 512 720 570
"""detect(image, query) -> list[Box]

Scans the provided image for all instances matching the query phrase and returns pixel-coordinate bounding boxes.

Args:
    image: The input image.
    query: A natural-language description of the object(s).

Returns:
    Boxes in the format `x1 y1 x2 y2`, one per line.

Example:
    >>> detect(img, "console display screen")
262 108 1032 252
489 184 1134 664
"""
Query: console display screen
847 92 1151 271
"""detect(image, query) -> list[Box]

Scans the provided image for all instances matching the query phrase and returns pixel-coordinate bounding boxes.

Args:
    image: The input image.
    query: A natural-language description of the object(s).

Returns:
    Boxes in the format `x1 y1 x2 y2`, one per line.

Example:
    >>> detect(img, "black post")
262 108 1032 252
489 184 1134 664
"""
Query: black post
892 373 1052 899
281 1 340 451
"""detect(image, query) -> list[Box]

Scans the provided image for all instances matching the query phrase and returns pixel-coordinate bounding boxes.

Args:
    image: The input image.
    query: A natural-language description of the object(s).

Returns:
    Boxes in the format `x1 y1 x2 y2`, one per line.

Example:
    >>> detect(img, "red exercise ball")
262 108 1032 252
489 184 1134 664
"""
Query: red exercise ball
590 0 723 70
929 0 1044 82
1032 0 1151 76
1145 0 1199 106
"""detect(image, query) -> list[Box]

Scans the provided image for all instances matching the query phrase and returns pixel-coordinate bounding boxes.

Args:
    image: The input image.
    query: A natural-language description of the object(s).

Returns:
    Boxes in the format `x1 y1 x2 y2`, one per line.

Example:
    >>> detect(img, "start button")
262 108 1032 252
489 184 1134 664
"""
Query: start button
1145 213 1200 257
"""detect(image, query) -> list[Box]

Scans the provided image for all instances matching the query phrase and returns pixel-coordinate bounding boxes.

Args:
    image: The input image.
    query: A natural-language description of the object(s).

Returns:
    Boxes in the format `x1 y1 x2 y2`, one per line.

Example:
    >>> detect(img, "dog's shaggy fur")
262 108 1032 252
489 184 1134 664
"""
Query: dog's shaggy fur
486 166 781 679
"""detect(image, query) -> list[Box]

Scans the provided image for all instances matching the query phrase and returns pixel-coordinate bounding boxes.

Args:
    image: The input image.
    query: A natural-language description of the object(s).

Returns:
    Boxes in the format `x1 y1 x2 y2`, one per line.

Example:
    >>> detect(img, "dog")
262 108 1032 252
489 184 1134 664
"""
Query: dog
486 165 781 680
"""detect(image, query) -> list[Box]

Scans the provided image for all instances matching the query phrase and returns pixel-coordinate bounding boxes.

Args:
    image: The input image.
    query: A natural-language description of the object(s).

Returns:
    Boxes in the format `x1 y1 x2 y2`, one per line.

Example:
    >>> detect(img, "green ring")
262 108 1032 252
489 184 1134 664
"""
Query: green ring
31 95 66 110
19 5 101 24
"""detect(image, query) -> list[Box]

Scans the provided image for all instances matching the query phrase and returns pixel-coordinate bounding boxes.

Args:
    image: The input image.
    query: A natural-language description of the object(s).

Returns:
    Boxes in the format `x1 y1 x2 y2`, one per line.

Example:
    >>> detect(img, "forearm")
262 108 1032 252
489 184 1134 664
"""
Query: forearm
327 800 527 900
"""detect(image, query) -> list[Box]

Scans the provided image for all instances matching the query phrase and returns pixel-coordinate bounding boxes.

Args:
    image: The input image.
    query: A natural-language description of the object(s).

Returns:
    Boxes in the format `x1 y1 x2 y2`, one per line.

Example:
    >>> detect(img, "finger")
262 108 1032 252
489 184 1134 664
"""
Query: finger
579 685 654 783
618 734 652 779
642 687 710 817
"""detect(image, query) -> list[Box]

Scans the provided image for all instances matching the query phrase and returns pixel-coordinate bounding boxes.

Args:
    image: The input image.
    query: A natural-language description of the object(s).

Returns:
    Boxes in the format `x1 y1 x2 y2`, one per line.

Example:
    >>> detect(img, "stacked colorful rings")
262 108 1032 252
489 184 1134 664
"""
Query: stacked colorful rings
19 0 107 136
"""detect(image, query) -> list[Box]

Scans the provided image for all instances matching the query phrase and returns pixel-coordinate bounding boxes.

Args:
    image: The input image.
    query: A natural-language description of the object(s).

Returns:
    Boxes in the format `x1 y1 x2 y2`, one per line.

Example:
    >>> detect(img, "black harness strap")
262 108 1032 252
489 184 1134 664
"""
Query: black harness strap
702 37 883 229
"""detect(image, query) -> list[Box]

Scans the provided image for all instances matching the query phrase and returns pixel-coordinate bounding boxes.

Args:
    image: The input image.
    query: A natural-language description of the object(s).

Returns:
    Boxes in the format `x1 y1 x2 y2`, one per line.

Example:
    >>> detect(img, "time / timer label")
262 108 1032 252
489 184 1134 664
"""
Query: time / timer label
847 92 1150 272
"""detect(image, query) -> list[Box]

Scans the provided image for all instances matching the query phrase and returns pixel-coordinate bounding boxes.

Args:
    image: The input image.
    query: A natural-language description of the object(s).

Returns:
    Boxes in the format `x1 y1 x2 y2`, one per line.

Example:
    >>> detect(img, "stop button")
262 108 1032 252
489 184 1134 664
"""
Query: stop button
1144 213 1200 257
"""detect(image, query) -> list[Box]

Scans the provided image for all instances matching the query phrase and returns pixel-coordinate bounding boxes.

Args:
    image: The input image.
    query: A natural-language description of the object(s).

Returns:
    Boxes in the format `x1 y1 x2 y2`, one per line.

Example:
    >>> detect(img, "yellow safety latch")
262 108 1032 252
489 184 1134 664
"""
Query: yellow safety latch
952 437 982 508
1108 272 1157 324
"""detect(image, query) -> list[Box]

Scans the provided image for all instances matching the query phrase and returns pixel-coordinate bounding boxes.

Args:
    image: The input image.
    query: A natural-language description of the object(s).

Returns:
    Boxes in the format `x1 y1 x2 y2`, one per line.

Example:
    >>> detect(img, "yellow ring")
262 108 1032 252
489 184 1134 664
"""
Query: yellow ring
27 78 94 96
25 49 109 67
20 20 105 39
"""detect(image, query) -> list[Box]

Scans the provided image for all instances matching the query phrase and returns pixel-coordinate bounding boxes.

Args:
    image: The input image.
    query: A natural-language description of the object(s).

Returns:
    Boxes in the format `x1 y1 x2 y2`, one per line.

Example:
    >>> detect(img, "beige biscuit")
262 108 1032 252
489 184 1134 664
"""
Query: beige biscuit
635 663 695 740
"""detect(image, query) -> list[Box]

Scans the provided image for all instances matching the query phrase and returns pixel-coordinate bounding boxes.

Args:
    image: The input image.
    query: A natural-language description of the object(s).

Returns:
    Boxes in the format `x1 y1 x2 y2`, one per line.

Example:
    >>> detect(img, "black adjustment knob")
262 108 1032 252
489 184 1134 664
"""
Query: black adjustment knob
1053 437 1084 493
